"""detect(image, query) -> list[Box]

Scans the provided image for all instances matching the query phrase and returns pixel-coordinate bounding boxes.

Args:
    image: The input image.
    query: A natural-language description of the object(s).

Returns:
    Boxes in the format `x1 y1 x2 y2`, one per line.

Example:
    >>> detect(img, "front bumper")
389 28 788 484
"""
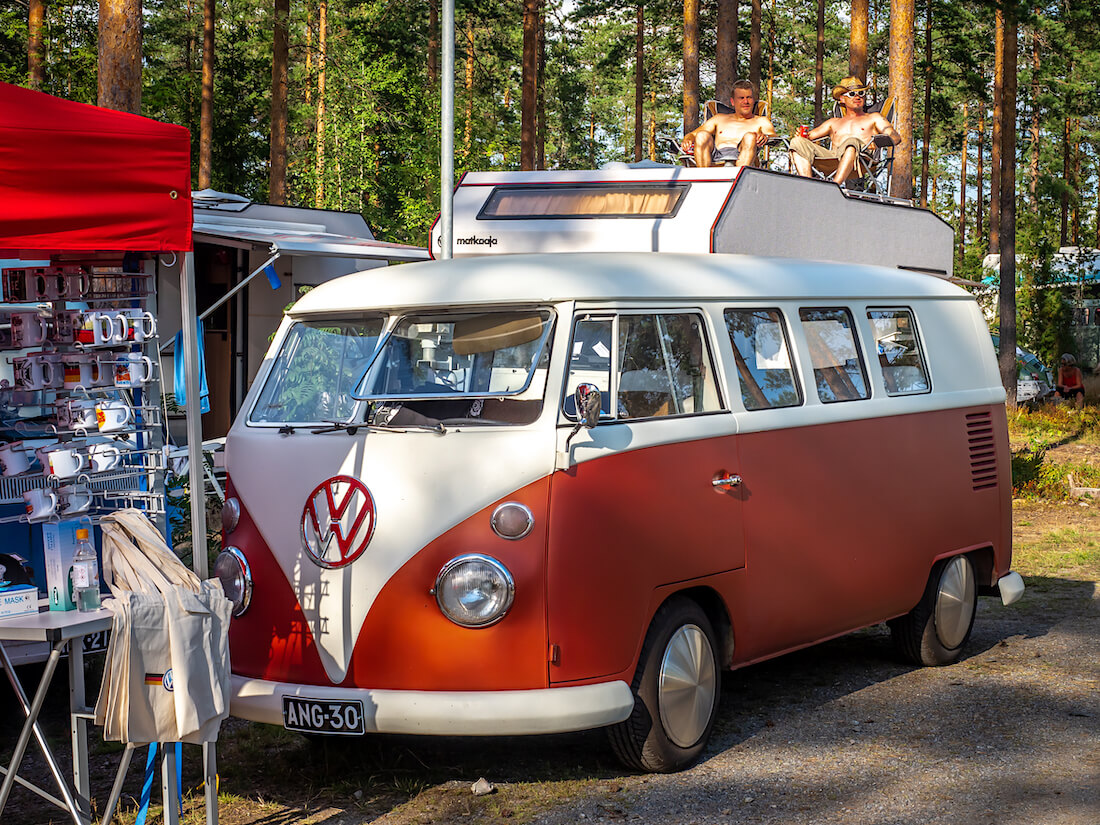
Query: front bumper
230 675 635 735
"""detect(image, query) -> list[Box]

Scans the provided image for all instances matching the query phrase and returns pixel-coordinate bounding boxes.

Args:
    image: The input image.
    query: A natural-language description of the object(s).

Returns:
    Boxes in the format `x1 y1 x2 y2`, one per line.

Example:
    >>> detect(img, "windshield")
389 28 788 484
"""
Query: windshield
250 318 385 424
249 309 554 427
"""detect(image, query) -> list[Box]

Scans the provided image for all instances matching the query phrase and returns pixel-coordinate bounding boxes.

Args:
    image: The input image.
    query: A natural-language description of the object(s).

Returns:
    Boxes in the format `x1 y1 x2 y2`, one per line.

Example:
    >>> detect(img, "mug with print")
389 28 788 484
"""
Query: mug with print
23 488 58 522
88 442 123 473
11 311 48 348
0 440 33 476
95 399 133 433
58 484 93 515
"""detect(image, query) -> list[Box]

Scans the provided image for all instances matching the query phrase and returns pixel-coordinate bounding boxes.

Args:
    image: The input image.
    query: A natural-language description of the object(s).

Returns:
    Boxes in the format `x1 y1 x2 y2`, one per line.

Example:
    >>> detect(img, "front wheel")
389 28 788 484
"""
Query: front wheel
608 597 721 772
889 554 977 666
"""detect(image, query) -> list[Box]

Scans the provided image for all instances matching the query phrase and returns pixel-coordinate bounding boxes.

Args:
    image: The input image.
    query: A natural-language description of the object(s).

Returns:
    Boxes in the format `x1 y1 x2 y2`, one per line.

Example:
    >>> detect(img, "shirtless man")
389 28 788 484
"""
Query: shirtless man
680 80 776 168
789 75 901 183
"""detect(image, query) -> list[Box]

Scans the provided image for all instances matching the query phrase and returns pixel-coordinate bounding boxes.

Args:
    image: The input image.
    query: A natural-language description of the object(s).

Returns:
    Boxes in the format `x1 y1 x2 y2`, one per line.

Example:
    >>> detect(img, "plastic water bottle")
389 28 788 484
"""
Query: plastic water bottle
71 528 101 612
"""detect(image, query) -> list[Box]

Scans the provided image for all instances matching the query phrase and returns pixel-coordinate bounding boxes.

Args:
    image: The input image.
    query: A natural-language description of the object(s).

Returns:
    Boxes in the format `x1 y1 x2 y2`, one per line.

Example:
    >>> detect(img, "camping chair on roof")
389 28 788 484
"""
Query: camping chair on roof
804 95 897 195
671 99 786 168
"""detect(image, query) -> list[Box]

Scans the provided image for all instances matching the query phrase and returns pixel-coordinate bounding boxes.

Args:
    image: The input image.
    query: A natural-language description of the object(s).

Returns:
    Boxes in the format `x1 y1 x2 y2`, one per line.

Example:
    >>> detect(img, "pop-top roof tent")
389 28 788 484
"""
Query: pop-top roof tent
430 166 956 279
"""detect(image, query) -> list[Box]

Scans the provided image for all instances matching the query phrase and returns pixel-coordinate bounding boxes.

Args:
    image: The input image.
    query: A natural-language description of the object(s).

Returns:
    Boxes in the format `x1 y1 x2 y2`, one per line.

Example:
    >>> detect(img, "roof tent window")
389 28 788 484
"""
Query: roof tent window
798 307 870 403
479 184 689 219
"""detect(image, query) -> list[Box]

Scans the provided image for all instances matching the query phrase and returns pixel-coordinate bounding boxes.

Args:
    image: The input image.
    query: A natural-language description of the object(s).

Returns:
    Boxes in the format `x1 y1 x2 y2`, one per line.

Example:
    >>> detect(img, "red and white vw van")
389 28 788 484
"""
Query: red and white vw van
217 232 1023 770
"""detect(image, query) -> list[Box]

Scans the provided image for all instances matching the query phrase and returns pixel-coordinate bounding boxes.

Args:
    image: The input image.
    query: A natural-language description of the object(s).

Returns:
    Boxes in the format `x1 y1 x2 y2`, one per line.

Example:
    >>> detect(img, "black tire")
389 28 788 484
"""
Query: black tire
889 555 977 666
608 597 721 772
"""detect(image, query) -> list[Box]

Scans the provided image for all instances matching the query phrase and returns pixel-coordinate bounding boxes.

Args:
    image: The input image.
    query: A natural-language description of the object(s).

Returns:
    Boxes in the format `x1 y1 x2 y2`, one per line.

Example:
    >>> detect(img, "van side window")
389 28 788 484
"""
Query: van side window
867 308 931 395
564 317 613 417
723 309 802 410
617 314 721 419
798 308 870 403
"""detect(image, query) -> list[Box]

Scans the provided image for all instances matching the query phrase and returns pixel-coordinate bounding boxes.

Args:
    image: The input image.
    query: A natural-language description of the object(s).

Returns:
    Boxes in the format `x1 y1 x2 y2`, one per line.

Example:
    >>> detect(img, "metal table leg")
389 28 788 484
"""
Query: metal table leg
0 639 87 825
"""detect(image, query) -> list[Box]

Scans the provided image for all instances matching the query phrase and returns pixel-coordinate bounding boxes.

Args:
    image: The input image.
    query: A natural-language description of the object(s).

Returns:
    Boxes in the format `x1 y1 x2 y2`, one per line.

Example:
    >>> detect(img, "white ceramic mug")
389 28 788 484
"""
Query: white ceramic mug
114 353 155 388
62 354 99 390
57 398 99 431
96 400 133 433
58 484 93 515
12 354 52 390
37 443 87 479
92 352 117 387
118 310 157 343
23 488 58 522
0 440 33 476
79 313 126 346
50 310 83 345
88 442 122 472
11 312 48 348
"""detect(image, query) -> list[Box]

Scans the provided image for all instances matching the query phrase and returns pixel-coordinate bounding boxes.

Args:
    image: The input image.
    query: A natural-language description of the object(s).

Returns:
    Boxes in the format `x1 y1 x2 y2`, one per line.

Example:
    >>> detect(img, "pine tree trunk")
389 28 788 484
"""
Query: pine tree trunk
1061 116 1070 246
977 111 984 243
98 0 142 113
850 0 868 81
960 102 968 264
888 0 915 200
920 1 930 208
814 0 825 122
315 0 327 207
28 0 45 90
990 8 1003 252
537 1 546 169
521 0 538 169
464 18 475 162
1072 125 1080 244
649 91 657 160
749 0 761 94
635 4 644 162
998 10 1017 406
198 0 214 189
269 0 289 204
717 0 738 99
1029 25 1039 210
428 0 438 85
684 0 700 133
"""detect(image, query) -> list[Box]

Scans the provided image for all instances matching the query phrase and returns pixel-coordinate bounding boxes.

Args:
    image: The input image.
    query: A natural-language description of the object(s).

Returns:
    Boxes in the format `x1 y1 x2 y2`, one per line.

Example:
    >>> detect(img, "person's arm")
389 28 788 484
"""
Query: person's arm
875 113 901 146
806 119 833 141
681 118 716 152
755 117 778 146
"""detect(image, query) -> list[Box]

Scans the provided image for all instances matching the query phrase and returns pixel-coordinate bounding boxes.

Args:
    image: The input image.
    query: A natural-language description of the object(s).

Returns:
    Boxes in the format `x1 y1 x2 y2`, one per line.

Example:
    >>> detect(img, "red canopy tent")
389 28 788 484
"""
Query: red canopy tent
0 81 191 256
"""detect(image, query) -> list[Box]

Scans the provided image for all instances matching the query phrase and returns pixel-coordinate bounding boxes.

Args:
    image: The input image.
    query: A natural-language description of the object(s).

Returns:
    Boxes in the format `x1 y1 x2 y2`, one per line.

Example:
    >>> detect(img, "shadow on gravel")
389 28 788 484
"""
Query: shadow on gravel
1 575 1096 824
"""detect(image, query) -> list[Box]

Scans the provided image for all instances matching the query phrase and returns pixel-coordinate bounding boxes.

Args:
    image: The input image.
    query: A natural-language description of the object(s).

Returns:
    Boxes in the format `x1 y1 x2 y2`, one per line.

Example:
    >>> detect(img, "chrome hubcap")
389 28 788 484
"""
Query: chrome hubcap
934 556 975 649
658 624 716 748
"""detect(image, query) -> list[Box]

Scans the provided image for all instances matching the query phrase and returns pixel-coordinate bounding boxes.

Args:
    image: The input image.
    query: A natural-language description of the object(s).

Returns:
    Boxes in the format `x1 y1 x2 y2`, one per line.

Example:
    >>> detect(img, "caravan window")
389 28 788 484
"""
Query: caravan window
479 184 688 219
724 309 802 410
798 308 870 403
867 308 931 395
564 312 722 420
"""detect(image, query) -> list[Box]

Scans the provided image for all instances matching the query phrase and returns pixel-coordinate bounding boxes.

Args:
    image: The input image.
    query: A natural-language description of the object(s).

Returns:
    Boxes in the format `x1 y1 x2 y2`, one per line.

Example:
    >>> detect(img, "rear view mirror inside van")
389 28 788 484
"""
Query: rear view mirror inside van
452 312 546 355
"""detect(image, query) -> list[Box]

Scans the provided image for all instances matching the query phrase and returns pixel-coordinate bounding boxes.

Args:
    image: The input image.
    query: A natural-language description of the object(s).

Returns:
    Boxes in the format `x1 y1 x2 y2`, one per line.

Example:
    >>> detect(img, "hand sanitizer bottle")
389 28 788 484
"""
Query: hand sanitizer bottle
71 528 101 611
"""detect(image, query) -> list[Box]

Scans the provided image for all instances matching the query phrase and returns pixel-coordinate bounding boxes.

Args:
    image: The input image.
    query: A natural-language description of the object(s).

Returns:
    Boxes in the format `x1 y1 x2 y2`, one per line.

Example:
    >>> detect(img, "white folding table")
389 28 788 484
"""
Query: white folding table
0 602 218 825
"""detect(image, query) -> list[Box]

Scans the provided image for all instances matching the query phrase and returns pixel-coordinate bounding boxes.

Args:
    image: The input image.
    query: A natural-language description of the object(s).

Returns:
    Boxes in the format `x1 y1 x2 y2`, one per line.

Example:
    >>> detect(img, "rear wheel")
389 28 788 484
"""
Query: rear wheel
608 597 721 772
890 555 977 666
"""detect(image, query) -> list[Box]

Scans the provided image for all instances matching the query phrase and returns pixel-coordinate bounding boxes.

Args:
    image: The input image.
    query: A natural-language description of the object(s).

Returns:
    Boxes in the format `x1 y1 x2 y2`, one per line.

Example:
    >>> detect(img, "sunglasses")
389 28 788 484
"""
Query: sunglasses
843 89 867 98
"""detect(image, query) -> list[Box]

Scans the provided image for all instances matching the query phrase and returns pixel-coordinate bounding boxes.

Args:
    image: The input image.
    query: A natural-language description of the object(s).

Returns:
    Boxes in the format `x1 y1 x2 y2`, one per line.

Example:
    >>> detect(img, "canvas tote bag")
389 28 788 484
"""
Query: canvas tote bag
94 509 233 744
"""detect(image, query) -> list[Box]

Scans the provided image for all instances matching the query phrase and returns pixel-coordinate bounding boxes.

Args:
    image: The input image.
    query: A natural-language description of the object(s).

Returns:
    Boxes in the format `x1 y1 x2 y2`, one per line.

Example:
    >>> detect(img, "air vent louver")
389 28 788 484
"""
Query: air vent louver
966 411 998 491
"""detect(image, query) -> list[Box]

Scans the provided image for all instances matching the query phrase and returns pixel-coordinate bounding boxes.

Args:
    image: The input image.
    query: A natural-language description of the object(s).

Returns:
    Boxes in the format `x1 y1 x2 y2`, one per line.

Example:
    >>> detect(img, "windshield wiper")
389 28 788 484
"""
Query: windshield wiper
310 419 446 435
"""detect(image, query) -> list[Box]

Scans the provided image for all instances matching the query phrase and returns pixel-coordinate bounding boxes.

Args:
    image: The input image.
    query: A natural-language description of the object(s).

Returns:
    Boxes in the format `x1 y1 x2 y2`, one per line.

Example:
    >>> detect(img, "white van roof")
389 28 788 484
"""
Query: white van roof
290 252 970 316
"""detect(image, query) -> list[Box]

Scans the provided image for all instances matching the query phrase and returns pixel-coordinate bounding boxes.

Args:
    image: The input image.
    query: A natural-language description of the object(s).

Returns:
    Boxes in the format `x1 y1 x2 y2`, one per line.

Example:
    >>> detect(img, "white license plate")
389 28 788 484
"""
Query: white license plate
282 697 365 735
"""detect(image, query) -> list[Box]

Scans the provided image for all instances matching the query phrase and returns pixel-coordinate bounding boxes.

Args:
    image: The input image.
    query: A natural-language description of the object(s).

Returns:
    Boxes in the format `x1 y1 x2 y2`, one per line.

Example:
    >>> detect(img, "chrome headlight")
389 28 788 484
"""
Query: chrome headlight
214 546 252 617
221 497 241 534
434 554 514 627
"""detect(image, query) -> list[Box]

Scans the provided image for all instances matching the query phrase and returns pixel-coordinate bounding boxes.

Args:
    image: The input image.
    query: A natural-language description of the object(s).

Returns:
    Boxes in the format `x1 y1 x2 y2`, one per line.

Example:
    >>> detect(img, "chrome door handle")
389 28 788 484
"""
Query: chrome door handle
712 474 742 489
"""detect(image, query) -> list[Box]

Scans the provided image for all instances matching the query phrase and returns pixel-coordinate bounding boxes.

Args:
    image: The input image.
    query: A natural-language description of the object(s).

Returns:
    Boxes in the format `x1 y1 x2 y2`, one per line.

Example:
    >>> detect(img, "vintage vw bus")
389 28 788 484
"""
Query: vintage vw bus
217 248 1023 771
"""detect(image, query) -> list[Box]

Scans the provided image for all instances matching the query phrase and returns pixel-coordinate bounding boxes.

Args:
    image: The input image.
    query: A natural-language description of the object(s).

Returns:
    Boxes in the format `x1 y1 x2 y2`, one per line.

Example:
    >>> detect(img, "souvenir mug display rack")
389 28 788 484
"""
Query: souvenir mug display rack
0 264 165 525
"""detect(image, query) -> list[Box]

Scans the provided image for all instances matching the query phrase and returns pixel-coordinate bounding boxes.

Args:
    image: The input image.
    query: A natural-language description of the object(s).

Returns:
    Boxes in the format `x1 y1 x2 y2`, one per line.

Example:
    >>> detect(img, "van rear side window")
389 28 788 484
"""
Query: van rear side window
867 308 931 395
724 309 802 410
798 308 870 403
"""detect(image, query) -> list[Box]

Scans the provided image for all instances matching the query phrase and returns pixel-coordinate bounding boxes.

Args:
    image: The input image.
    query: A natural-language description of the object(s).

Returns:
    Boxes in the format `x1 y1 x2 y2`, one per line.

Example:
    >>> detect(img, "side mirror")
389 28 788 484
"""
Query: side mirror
574 383 602 429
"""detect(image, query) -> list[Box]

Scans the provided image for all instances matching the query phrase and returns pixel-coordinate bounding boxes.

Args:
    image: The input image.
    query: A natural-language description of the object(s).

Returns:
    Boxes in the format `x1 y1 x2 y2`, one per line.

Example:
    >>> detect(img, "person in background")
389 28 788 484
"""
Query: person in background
1056 353 1086 407
680 80 776 168
789 75 900 184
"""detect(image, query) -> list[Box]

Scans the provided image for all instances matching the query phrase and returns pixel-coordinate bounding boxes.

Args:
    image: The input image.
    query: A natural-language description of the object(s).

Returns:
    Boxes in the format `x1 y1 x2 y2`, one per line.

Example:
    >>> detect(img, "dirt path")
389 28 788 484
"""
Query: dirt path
2 500 1098 825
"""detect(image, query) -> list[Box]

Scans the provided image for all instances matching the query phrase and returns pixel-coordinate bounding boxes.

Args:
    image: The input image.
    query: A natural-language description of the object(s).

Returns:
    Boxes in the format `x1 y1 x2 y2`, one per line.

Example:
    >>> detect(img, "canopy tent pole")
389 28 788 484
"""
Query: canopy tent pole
440 0 454 260
179 251 208 578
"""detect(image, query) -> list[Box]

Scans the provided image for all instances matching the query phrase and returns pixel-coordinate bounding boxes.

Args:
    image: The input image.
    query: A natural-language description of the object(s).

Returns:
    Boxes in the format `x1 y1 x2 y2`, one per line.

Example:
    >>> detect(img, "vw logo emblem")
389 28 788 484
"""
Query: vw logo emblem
301 475 377 569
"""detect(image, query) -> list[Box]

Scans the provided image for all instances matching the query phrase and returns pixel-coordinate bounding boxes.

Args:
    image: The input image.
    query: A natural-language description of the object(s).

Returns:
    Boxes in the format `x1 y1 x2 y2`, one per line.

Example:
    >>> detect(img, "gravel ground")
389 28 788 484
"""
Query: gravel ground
3 501 1098 825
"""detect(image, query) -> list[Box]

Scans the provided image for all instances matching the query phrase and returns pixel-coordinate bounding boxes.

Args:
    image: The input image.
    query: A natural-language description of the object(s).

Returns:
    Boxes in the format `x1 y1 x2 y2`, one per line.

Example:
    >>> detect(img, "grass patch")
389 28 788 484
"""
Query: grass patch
1008 404 1100 449
1012 526 1100 580
1012 454 1100 499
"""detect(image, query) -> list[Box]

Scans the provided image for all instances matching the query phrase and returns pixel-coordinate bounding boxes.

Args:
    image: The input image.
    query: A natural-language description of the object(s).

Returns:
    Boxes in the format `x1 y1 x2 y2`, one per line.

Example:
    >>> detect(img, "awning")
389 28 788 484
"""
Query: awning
191 221 429 262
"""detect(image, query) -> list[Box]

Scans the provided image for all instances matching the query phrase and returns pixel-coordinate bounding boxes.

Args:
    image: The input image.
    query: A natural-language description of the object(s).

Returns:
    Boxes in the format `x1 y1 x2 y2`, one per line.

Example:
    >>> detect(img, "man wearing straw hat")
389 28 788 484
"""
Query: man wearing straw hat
789 75 900 184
